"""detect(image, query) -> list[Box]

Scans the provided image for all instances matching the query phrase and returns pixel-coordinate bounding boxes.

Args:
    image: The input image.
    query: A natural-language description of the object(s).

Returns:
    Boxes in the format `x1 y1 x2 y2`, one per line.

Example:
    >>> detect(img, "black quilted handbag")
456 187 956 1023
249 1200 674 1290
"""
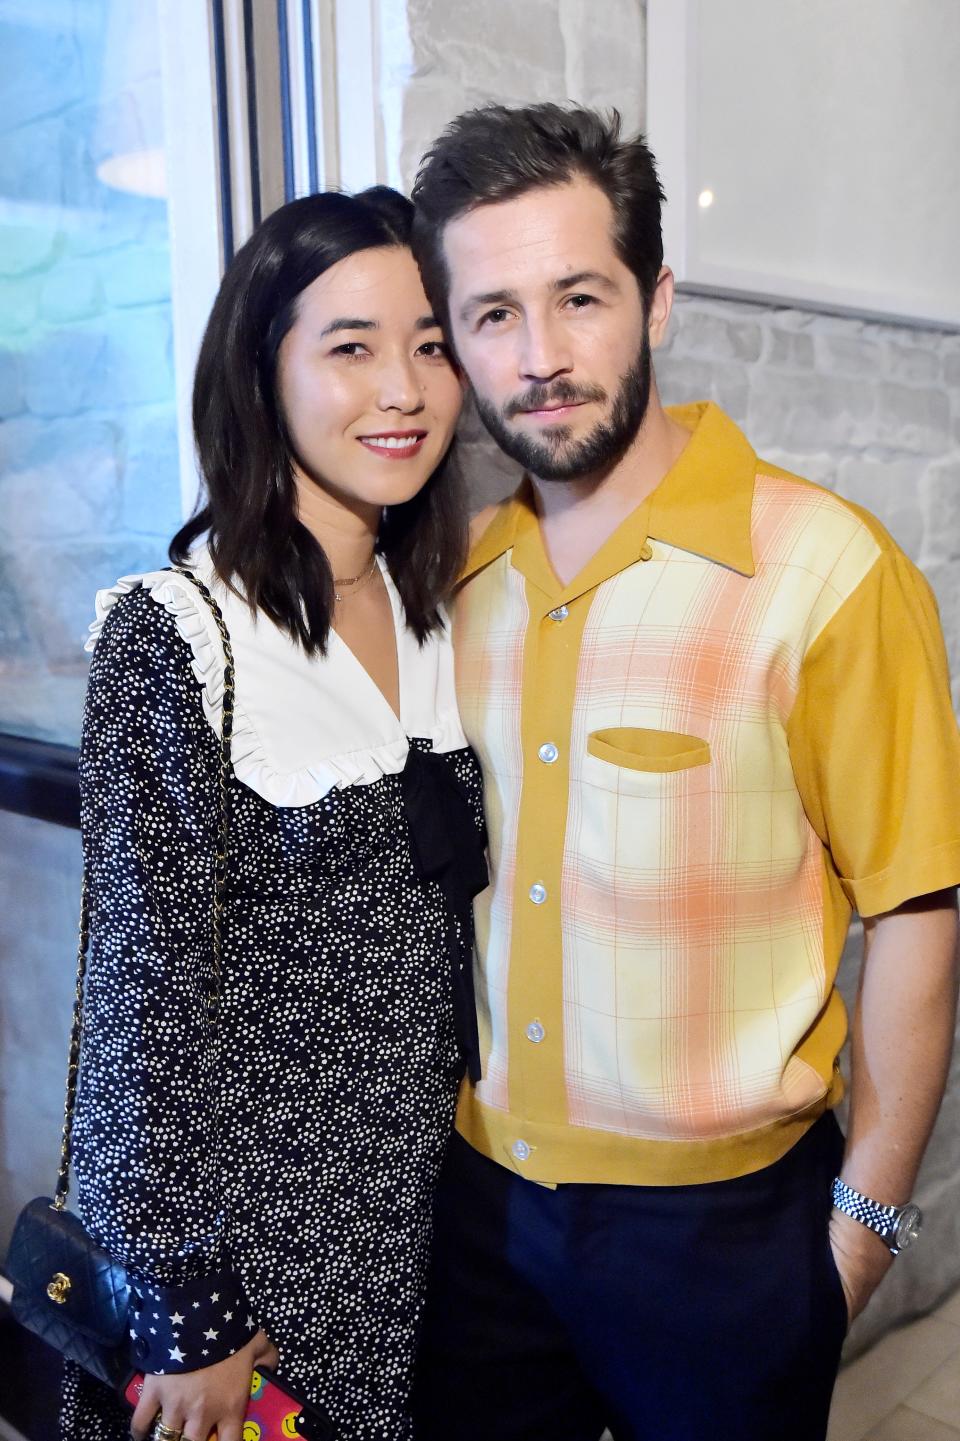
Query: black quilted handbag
4 570 235 1392
6 1192 132 1390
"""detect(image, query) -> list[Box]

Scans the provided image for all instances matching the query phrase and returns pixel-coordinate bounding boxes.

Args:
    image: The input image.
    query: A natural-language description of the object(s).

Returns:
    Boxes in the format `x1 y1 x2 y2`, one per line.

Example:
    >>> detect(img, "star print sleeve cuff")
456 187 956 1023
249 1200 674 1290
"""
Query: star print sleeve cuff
129 1271 256 1373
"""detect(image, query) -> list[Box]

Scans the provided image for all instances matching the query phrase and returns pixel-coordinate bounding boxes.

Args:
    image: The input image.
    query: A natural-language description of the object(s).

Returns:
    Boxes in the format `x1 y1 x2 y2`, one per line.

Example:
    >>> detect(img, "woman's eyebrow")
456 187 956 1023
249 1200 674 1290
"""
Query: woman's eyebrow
318 315 440 336
319 316 378 336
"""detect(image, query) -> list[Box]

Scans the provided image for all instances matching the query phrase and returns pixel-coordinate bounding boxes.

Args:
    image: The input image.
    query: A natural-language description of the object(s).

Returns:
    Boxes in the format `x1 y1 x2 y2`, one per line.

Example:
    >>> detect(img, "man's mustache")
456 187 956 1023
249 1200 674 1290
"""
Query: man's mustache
503 380 607 420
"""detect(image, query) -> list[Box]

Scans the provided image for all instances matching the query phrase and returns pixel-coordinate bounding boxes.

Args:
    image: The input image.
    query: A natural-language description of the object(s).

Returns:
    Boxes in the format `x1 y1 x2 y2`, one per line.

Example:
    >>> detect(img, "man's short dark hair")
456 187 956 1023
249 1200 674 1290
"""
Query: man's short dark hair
411 103 666 327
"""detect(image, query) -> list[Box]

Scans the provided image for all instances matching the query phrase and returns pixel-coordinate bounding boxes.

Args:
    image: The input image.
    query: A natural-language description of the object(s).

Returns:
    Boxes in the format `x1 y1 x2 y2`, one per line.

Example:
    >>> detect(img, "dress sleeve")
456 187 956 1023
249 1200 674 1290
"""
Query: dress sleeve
75 586 255 1374
787 544 960 917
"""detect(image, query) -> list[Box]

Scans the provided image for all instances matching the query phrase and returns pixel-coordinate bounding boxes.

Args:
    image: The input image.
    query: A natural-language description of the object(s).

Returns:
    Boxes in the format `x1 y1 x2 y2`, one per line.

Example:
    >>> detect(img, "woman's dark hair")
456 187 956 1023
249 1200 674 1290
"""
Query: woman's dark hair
171 186 465 654
411 103 665 326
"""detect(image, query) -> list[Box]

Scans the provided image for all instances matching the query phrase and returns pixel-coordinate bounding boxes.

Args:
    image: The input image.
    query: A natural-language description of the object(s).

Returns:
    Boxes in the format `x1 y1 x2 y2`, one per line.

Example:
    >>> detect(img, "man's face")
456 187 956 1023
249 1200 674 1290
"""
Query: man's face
442 176 664 481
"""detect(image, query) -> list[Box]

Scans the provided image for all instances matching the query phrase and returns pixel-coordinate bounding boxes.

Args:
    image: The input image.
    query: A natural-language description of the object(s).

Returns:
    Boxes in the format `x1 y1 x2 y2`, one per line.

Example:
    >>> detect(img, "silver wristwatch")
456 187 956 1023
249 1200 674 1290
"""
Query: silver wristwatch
831 1177 923 1256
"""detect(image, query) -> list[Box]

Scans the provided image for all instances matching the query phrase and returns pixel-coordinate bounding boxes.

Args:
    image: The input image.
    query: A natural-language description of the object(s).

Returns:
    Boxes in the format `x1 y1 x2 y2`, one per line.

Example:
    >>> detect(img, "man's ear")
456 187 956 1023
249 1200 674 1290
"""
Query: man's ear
648 266 675 350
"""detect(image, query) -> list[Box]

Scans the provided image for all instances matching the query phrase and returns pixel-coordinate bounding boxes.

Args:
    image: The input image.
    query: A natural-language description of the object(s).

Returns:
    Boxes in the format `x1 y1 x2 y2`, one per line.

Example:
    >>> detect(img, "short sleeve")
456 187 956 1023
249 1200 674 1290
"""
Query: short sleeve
787 544 960 916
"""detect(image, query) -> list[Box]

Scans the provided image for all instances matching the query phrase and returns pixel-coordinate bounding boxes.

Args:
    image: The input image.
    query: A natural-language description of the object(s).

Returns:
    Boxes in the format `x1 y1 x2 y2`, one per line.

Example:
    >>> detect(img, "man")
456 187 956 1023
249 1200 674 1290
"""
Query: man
409 104 960 1441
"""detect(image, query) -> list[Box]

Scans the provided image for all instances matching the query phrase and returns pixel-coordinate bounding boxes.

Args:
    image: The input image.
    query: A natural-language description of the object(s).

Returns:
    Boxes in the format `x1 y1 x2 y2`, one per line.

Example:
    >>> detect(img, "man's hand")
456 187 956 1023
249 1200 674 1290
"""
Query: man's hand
832 892 958 1328
828 1207 894 1326
130 1328 279 1441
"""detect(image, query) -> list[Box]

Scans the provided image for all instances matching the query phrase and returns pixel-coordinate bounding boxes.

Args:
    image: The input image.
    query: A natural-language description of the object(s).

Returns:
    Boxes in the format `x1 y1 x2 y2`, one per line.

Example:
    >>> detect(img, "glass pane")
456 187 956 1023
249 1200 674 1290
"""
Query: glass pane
0 0 184 743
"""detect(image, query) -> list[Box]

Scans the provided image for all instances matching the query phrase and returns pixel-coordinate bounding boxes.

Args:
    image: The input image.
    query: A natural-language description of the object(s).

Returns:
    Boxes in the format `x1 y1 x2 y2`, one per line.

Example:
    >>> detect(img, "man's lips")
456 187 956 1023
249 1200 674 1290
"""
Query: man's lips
518 401 587 420
357 430 428 457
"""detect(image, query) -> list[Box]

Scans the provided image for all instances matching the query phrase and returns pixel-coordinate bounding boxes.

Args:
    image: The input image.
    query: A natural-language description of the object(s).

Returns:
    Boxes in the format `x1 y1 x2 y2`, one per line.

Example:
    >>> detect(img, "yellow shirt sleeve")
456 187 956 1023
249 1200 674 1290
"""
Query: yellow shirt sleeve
787 542 960 916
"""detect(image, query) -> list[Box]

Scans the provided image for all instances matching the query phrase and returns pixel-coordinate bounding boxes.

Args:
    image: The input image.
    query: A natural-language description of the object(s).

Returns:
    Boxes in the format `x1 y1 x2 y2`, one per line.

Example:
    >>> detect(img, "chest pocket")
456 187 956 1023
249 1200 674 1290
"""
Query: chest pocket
587 727 711 774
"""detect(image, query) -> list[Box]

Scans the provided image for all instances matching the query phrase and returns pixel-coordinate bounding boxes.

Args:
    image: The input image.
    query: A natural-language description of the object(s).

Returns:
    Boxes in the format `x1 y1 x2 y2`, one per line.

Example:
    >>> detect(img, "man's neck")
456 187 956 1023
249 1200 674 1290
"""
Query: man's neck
531 393 689 588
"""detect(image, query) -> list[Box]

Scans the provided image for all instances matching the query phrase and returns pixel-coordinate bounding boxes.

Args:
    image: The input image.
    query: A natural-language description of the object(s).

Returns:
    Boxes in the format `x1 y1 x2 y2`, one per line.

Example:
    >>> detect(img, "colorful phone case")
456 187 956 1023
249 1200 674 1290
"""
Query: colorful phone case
124 1365 334 1440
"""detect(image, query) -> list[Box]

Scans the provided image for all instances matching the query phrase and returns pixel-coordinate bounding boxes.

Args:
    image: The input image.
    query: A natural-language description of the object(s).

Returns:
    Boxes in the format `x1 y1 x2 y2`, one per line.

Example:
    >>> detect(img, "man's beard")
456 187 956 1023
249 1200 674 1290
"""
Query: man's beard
472 328 652 482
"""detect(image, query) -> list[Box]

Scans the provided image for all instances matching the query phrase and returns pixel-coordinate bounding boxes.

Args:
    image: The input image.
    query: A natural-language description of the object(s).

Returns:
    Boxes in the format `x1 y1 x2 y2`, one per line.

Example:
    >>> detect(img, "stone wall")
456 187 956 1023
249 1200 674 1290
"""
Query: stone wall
392 0 645 189
392 0 960 1358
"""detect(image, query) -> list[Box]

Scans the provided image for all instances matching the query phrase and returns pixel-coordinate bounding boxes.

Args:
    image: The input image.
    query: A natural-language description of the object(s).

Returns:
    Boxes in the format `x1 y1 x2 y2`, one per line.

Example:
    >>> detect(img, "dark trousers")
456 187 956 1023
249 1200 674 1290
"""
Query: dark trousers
412 1114 848 1441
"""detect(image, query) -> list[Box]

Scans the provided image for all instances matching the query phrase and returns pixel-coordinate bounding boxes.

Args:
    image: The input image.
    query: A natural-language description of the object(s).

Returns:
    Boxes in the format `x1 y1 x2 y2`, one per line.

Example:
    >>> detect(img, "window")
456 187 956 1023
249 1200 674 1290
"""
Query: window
0 1 186 742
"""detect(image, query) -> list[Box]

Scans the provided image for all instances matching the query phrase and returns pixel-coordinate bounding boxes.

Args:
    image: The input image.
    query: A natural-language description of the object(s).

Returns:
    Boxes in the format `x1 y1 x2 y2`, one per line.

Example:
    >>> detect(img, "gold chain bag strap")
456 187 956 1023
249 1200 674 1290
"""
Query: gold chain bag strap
4 568 236 1391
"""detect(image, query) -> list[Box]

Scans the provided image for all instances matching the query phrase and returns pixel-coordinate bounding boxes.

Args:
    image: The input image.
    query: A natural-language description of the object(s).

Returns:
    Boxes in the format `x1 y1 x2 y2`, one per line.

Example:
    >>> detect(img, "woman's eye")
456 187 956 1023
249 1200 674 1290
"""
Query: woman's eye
330 342 368 358
417 340 450 359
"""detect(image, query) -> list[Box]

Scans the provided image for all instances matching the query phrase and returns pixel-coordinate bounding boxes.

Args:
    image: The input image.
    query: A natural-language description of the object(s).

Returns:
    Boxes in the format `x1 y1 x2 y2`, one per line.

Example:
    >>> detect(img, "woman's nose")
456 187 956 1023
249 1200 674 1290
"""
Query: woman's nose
376 356 425 414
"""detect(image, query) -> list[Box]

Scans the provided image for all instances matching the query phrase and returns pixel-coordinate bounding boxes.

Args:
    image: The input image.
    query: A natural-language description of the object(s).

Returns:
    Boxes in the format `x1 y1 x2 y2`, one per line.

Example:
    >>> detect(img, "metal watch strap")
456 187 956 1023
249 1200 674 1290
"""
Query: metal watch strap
831 1177 916 1254
54 567 235 1211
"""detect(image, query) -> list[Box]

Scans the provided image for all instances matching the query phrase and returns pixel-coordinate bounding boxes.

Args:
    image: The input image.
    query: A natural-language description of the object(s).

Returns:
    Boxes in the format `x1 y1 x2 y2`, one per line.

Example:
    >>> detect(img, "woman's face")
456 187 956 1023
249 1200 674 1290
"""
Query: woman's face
276 245 462 513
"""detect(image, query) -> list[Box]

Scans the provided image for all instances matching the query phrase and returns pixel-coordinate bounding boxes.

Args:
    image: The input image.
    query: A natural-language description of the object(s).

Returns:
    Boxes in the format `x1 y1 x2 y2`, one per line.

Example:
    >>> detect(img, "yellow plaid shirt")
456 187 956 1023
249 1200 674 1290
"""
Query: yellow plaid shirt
453 401 960 1186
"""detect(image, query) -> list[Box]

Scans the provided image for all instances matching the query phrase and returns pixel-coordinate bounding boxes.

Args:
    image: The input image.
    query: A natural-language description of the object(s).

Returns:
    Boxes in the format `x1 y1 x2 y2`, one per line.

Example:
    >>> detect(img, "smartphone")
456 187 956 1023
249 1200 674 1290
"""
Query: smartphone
124 1364 334 1441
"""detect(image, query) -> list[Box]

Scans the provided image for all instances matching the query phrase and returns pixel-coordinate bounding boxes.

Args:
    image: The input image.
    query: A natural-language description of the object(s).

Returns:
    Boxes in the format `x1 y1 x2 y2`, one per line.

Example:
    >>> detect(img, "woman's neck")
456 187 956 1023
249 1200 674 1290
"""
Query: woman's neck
293 469 379 581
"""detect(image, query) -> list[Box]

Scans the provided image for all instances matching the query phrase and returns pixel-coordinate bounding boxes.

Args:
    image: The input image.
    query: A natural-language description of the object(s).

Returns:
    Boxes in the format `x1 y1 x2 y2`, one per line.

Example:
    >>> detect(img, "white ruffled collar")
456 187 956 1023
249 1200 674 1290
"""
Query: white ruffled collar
85 549 467 808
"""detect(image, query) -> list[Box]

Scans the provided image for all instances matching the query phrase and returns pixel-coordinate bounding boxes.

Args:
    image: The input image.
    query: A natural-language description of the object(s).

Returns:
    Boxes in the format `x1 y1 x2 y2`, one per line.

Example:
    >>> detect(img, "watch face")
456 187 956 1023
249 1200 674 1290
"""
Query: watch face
895 1204 923 1250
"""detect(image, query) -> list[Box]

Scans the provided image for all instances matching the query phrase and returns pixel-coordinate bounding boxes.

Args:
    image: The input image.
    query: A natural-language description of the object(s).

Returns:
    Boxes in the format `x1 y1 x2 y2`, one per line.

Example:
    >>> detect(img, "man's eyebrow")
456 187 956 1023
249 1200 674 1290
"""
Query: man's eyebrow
551 270 618 293
459 288 521 322
319 317 378 337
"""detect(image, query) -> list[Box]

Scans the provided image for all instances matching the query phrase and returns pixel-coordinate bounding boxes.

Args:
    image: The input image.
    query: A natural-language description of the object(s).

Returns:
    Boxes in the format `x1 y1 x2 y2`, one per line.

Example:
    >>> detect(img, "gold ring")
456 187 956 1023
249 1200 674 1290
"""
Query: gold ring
152 1422 182 1441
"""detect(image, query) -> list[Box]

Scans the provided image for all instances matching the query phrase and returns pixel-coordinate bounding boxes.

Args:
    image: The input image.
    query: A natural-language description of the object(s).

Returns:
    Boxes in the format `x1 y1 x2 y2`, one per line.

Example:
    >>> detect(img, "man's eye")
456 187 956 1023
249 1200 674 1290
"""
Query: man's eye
479 308 511 327
567 294 595 309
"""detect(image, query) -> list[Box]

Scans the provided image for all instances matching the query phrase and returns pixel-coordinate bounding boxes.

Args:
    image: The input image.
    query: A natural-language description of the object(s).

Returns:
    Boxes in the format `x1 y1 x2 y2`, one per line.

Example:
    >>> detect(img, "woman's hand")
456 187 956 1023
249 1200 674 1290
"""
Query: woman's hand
130 1329 279 1441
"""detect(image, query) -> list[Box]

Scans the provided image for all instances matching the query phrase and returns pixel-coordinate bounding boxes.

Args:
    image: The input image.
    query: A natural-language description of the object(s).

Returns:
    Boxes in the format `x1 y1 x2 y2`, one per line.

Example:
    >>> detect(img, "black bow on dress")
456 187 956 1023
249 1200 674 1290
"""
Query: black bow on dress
400 747 488 1083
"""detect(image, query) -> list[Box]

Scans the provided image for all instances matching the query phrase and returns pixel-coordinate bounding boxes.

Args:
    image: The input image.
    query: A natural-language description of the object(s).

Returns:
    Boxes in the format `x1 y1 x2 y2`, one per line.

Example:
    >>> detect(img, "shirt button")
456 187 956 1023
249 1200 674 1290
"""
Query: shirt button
538 742 559 764
529 882 547 905
639 541 654 562
548 605 569 622
512 1139 531 1161
526 1020 545 1044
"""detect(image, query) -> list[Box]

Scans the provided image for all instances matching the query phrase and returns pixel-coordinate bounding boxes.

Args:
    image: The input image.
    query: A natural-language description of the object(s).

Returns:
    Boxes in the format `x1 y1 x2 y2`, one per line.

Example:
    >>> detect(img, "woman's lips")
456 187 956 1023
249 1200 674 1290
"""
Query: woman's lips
357 431 427 459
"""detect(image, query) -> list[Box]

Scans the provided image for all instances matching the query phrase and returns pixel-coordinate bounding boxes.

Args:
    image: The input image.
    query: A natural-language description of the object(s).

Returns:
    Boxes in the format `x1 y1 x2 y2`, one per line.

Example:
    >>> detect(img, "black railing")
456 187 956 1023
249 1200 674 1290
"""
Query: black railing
0 734 80 830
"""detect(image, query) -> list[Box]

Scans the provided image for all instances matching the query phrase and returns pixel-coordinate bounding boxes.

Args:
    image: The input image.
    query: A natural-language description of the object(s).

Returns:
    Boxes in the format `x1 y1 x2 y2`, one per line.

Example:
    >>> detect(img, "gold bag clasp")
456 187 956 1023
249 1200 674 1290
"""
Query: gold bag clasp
46 1272 71 1305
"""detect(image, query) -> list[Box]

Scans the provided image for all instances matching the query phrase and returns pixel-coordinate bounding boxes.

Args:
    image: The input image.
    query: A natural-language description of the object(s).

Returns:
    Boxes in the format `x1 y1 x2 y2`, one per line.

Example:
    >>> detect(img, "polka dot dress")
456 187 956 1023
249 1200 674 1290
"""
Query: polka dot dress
60 585 484 1441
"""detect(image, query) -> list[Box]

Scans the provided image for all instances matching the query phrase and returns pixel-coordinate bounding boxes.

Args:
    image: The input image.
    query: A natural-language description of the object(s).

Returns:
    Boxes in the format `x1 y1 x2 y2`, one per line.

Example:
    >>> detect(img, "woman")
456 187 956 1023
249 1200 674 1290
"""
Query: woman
62 187 486 1441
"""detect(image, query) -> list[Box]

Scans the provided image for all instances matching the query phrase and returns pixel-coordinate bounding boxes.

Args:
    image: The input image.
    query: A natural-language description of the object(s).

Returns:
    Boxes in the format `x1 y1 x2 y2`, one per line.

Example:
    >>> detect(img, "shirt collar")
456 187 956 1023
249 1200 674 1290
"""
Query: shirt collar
461 402 757 587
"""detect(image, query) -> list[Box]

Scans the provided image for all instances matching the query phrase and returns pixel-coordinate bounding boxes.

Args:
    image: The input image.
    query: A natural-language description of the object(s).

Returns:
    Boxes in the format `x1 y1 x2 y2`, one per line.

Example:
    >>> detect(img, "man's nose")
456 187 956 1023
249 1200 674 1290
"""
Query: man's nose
518 315 572 384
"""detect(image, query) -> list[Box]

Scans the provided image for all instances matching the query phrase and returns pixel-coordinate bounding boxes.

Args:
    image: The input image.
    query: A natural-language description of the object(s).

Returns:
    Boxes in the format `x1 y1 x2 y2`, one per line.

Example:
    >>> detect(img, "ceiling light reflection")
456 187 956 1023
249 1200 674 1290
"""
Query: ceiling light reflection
97 147 167 199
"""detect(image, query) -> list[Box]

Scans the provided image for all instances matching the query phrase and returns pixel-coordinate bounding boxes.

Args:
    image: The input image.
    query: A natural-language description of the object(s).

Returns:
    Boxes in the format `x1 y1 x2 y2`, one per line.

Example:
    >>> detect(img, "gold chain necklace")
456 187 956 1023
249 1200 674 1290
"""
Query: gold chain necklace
333 554 378 604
